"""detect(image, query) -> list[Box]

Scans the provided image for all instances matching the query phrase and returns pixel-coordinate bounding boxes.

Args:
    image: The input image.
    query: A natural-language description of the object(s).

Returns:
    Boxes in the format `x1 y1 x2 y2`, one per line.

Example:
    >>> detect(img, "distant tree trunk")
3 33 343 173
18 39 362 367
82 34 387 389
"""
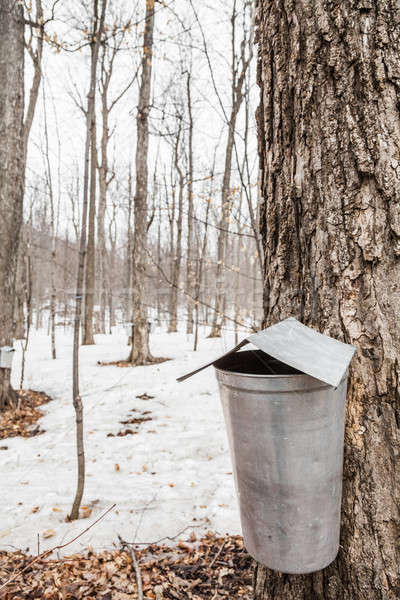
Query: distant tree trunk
108 199 117 334
0 1 24 410
63 232 69 329
254 1 400 598
193 186 211 352
209 1 252 338
19 250 32 390
82 111 97 345
156 201 162 326
185 70 195 334
24 0 43 164
14 243 26 341
128 0 155 364
168 118 184 333
43 85 57 359
97 44 111 336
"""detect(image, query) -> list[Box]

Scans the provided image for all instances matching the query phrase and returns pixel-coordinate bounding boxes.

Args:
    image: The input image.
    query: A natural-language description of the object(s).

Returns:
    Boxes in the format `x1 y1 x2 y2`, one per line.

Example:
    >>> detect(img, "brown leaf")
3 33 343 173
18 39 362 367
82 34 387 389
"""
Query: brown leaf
42 529 56 538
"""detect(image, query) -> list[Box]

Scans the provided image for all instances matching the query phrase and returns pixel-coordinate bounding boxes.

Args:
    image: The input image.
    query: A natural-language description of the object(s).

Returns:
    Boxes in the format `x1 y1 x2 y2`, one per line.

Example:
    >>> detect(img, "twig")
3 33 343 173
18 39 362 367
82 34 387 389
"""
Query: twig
209 540 225 570
144 247 257 332
123 522 206 546
0 504 116 593
118 535 144 600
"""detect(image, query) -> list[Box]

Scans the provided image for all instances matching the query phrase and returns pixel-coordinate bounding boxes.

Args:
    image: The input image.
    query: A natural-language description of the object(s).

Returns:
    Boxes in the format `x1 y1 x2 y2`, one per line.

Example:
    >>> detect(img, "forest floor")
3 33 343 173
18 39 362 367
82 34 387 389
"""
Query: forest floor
1 325 245 559
0 533 253 599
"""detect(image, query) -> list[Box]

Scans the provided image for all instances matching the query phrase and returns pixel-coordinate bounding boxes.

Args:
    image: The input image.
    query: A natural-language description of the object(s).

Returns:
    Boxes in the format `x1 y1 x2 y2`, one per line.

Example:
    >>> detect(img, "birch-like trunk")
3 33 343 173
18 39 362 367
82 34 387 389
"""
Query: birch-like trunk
0 1 24 410
128 0 155 364
254 1 400 597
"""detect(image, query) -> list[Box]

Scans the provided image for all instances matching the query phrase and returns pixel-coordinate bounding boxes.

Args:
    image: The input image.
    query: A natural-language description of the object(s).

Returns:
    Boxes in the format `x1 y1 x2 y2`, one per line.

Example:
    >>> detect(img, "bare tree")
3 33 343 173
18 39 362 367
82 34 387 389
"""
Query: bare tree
196 0 254 337
128 0 157 364
70 0 107 521
24 0 44 163
42 85 58 359
167 115 184 333
97 22 138 335
0 0 25 410
82 99 97 346
185 68 195 334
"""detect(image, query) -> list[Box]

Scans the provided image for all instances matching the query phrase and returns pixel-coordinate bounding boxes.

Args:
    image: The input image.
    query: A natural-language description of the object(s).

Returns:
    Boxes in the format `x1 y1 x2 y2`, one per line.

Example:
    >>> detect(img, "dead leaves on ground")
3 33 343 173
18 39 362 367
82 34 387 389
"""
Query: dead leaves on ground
97 358 170 368
107 410 152 438
0 533 252 599
0 390 52 440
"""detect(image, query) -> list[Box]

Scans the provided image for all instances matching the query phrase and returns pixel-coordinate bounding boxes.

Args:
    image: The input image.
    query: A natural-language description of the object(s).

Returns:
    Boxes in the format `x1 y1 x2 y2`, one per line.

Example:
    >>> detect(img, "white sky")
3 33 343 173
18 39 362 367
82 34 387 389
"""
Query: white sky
25 0 259 250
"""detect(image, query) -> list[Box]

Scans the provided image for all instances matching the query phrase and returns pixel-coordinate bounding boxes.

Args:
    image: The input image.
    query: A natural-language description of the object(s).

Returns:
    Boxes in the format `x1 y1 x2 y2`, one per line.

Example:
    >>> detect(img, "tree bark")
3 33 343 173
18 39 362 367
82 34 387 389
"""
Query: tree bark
128 0 155 364
254 1 400 598
0 0 24 410
82 109 97 345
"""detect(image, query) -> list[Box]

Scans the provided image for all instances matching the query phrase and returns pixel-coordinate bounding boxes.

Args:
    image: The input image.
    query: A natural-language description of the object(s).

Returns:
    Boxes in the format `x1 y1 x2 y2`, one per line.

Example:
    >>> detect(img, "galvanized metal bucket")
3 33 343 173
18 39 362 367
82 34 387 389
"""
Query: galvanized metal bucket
177 318 356 574
214 349 348 574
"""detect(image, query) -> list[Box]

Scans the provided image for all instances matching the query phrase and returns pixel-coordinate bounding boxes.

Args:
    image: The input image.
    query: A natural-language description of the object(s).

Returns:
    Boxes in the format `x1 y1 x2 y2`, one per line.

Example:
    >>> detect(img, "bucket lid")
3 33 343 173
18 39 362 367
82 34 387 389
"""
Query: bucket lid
177 317 356 387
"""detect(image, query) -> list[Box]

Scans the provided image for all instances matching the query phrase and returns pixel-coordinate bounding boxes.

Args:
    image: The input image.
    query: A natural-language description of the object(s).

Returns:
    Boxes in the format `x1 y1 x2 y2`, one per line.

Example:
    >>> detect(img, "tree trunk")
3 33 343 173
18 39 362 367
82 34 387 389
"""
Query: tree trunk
254 1 400 598
70 0 106 521
128 0 155 364
82 110 97 345
168 119 184 333
185 70 195 334
0 0 24 410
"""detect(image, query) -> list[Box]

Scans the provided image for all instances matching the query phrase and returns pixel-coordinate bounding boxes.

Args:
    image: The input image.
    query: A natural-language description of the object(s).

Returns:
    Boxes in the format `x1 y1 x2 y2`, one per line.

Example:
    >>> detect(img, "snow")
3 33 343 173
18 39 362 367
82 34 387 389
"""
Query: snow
0 327 243 556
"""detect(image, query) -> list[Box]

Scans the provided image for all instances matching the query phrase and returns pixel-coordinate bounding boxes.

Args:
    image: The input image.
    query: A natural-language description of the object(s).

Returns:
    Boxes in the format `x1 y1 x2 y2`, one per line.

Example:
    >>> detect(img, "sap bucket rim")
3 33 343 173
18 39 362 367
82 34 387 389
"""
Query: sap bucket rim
177 317 356 387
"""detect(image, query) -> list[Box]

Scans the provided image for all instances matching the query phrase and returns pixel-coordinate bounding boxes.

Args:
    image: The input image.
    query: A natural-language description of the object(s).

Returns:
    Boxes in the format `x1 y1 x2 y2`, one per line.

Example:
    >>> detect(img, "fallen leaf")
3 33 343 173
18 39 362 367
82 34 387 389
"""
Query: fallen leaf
32 506 40 513
42 529 56 539
52 507 62 512
115 463 120 471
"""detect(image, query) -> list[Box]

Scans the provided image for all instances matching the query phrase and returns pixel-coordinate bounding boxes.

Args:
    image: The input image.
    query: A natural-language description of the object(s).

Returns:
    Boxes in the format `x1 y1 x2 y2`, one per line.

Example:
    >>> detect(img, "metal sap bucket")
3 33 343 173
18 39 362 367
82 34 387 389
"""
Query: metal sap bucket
214 349 348 574
0 346 15 369
177 317 356 574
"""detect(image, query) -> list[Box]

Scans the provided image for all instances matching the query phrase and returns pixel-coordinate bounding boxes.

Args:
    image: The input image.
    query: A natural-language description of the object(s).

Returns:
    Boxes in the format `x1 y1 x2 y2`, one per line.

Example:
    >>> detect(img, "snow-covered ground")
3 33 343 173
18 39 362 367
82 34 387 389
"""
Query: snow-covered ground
0 326 243 556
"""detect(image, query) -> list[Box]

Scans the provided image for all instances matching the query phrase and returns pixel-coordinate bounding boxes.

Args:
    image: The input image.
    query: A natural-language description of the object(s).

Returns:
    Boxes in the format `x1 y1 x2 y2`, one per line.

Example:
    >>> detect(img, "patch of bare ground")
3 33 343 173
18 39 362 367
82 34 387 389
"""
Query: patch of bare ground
0 533 252 599
0 390 52 440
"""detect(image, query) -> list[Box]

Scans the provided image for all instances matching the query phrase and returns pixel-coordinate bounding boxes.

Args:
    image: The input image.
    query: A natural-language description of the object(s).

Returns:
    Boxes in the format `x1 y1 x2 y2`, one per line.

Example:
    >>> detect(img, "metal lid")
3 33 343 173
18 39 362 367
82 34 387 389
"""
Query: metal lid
177 317 356 387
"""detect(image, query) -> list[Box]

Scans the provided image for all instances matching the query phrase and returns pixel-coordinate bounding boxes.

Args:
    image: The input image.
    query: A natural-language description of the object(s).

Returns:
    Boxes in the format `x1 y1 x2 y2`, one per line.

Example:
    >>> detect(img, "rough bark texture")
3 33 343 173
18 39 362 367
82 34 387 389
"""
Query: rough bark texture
128 0 155 364
254 1 400 598
0 0 24 410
